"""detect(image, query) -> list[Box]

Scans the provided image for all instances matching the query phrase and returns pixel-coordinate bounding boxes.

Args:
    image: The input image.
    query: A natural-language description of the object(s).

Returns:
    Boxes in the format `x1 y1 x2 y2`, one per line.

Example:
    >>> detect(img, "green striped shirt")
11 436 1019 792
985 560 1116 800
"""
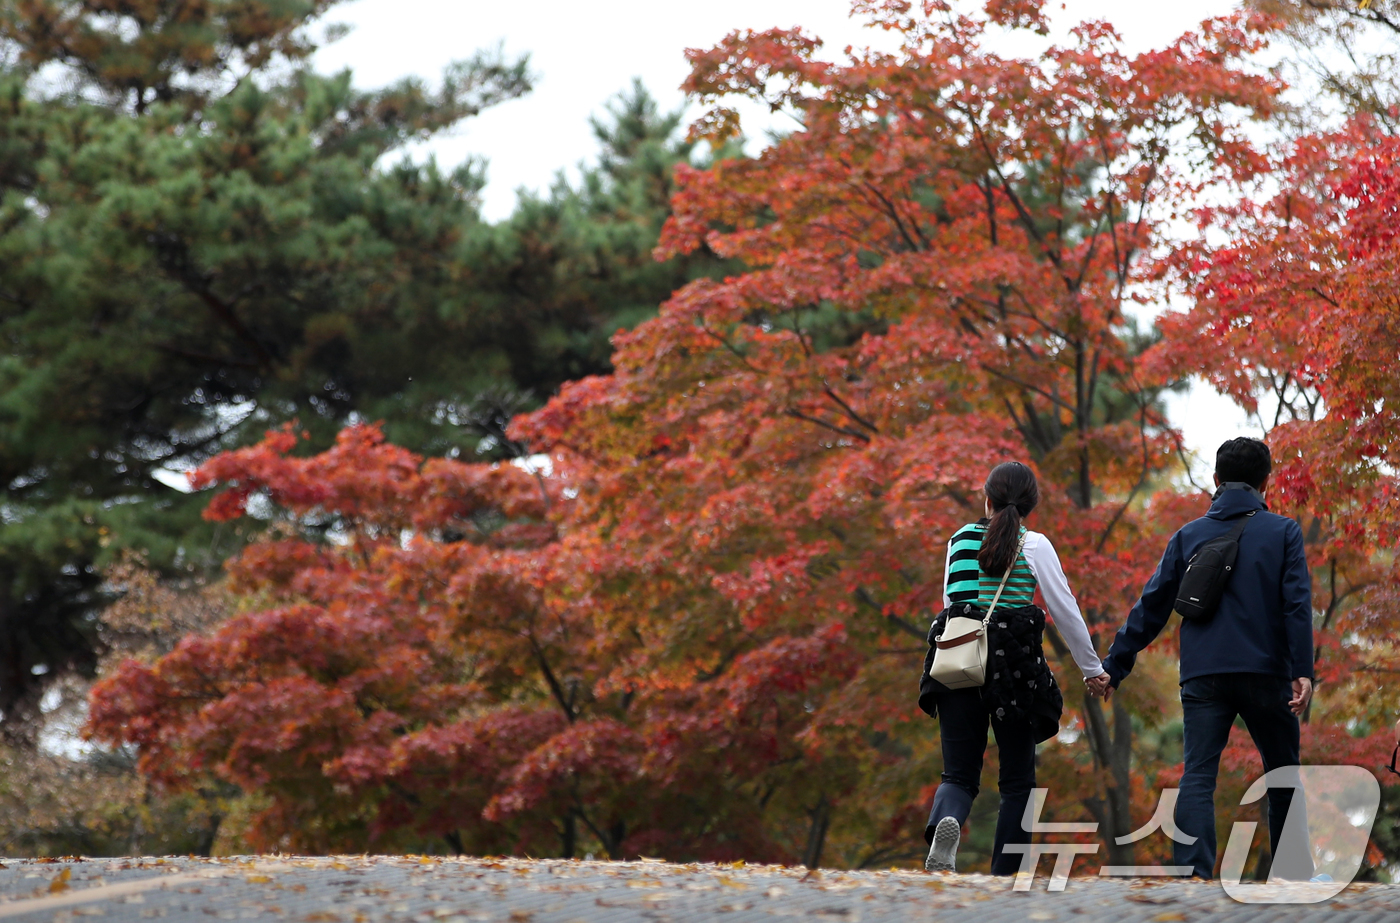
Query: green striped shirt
946 522 1036 609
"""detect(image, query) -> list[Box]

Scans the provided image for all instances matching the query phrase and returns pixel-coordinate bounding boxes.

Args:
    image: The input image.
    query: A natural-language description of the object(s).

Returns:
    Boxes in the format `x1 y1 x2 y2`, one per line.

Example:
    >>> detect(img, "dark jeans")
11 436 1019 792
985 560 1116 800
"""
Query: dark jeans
925 685 1037 875
1176 672 1311 880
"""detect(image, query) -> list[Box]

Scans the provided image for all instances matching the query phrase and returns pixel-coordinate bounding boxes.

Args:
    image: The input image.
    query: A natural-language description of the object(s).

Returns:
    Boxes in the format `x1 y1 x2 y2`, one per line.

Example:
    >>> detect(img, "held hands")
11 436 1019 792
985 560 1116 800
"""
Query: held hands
1289 677 1314 716
1085 675 1311 710
1084 671 1312 711
1084 673 1113 701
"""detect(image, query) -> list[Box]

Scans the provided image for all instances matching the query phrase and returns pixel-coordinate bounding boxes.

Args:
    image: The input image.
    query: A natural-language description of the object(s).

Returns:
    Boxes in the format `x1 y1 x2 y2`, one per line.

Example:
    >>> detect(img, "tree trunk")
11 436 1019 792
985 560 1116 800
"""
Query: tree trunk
560 812 577 859
1046 623 1134 864
802 795 831 869
606 820 627 860
1080 693 1135 865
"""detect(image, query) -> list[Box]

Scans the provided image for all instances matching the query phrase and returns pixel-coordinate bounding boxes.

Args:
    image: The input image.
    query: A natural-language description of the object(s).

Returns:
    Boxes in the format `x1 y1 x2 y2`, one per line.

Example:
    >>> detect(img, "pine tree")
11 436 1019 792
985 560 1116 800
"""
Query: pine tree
459 80 740 420
0 0 534 741
0 4 740 745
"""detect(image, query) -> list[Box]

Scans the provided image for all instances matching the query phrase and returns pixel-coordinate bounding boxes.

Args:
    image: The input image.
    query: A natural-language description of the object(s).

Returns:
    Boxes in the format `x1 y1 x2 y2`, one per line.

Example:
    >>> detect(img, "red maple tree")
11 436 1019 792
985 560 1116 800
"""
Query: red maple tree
1154 121 1400 805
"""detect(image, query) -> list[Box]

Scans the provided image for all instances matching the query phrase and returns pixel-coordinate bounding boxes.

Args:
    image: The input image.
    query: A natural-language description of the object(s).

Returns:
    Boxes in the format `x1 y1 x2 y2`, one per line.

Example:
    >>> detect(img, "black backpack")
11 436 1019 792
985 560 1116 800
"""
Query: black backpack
1174 511 1257 622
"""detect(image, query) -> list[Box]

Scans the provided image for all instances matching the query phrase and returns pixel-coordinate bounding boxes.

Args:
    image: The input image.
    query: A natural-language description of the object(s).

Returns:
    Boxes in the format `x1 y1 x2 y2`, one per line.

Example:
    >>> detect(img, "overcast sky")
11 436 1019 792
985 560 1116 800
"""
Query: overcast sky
311 0 1263 473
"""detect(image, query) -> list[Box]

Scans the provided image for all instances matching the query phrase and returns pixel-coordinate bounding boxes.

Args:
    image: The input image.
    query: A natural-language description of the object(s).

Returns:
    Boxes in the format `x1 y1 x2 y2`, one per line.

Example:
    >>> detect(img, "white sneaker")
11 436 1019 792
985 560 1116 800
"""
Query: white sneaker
925 816 960 872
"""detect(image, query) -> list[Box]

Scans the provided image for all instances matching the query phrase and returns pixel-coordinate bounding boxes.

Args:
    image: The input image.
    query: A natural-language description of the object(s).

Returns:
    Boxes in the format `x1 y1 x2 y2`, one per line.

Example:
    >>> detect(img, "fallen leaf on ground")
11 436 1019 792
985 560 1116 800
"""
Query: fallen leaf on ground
1127 893 1177 904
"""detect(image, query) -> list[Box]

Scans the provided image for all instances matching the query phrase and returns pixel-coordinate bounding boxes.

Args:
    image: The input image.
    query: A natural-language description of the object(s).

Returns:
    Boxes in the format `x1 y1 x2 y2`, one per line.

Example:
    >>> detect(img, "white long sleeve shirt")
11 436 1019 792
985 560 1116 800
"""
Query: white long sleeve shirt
943 529 1104 679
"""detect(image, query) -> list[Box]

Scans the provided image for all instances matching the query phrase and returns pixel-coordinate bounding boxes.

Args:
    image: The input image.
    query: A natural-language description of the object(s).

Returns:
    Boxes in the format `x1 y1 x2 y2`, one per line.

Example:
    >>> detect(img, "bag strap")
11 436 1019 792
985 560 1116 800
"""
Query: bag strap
1225 509 1257 540
1388 743 1399 777
982 531 1028 627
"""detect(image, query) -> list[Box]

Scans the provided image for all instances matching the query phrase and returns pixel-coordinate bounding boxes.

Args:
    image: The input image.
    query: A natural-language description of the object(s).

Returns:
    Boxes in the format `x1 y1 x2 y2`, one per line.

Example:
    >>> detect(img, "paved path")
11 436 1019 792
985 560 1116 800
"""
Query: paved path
0 856 1396 922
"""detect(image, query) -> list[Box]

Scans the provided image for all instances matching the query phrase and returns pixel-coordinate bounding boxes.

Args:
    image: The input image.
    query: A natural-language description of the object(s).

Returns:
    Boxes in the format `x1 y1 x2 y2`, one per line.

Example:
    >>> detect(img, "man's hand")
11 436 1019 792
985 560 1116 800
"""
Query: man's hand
1084 674 1112 700
1289 677 1314 716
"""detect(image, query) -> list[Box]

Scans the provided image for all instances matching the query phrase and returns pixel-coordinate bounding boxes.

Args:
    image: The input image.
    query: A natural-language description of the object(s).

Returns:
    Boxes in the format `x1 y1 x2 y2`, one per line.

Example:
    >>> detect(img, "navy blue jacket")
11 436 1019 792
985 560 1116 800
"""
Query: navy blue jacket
1102 484 1313 686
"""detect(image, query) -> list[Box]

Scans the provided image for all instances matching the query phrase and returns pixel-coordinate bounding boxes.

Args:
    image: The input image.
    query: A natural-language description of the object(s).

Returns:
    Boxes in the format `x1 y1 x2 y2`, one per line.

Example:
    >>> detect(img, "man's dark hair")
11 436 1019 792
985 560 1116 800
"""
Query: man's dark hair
1215 437 1271 489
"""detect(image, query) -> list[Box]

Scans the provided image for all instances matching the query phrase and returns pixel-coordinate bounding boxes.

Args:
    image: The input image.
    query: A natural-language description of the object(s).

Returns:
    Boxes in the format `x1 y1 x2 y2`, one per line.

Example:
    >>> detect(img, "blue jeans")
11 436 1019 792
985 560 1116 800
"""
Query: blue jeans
925 685 1037 875
1175 673 1310 879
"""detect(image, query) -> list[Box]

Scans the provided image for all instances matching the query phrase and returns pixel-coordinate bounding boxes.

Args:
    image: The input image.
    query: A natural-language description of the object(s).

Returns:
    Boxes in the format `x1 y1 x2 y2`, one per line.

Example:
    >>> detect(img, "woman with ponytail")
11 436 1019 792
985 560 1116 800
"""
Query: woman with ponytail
918 461 1105 874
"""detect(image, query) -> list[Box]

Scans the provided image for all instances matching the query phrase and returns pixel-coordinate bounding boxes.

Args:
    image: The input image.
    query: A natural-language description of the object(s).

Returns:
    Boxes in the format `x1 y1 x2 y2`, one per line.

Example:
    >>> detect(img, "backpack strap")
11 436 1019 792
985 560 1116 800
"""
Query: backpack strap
982 531 1028 627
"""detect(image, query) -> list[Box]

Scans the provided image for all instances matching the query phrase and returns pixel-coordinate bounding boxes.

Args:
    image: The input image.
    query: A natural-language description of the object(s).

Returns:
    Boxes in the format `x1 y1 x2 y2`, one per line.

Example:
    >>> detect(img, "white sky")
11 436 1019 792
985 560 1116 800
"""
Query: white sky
312 0 1264 472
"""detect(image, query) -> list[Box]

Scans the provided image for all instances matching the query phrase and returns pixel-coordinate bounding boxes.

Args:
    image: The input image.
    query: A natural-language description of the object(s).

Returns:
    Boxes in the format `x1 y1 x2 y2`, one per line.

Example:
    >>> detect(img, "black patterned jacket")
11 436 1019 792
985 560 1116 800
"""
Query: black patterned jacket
918 602 1064 744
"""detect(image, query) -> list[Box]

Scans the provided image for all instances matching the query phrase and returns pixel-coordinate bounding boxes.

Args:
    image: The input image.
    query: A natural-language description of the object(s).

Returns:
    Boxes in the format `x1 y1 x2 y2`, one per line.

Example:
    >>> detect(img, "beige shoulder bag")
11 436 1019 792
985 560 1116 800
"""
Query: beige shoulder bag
928 532 1026 690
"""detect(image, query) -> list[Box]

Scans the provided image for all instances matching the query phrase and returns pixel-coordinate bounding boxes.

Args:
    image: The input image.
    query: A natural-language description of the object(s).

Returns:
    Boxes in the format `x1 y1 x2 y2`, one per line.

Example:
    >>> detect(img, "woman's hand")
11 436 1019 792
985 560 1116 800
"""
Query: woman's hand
1084 673 1112 699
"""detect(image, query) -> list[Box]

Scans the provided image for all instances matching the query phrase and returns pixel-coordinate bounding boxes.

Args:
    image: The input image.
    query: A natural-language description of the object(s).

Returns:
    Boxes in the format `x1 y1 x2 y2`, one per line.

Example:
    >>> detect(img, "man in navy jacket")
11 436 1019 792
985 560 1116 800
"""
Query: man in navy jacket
1089 437 1314 879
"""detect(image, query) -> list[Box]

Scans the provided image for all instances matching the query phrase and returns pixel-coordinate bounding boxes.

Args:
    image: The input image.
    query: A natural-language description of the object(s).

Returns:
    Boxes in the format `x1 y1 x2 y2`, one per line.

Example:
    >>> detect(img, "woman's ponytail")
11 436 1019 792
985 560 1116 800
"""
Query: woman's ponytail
977 462 1040 577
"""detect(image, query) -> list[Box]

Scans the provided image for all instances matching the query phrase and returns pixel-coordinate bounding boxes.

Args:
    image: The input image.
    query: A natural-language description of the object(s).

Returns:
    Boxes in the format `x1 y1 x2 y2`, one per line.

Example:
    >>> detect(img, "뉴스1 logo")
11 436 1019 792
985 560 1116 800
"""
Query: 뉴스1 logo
1005 766 1380 903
